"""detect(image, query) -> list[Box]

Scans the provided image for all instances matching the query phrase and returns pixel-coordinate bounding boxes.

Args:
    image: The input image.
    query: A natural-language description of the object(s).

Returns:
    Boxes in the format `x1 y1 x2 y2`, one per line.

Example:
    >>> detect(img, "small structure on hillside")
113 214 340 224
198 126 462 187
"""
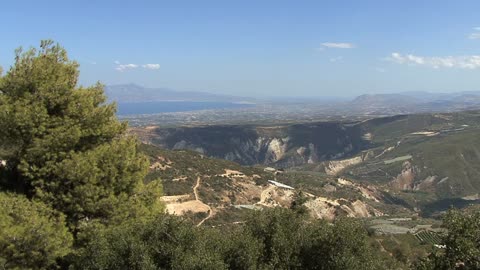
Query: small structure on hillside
264 167 276 173
268 180 294 190
264 167 284 175
218 169 246 178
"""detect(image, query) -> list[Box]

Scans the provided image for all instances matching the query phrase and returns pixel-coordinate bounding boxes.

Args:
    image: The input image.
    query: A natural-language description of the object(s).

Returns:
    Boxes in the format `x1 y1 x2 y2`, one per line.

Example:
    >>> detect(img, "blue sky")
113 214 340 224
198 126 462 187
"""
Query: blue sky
1 0 480 97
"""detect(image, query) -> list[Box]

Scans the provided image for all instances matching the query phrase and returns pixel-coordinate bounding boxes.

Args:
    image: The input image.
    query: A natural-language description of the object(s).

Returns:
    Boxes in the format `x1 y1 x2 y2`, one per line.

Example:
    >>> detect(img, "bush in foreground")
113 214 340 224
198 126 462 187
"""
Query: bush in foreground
0 192 72 269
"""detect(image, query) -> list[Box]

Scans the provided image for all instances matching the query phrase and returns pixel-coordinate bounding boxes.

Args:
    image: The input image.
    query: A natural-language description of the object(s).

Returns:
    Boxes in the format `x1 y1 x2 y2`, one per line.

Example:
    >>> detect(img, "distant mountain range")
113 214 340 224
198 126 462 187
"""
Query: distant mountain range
352 91 480 105
105 84 480 115
105 84 255 103
349 91 480 114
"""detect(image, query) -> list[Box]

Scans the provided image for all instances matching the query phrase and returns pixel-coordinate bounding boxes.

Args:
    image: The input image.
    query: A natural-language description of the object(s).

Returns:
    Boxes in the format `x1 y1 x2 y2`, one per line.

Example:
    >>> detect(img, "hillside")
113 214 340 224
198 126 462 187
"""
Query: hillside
140 144 410 225
133 121 371 167
131 113 456 167
134 110 480 216
304 111 480 215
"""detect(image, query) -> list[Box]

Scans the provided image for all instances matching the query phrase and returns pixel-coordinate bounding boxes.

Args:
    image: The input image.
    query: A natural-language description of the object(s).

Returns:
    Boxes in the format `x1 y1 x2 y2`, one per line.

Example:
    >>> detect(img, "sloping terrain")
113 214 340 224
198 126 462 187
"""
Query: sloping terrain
134 121 371 167
140 144 406 225
136 110 480 217
308 111 480 215
131 112 465 167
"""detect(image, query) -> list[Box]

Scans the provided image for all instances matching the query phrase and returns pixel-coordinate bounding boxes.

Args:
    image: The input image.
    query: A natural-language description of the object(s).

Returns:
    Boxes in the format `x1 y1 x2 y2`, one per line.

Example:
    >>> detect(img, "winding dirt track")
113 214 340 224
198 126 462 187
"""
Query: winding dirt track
195 177 214 227
193 176 201 200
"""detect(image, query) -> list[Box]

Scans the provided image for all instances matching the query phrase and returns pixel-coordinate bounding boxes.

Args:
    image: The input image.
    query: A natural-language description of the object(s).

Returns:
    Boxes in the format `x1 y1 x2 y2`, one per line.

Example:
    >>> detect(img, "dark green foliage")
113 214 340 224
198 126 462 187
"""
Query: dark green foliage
299 218 380 270
241 208 381 269
0 41 153 227
376 234 430 266
72 214 260 270
243 208 307 269
345 112 480 203
0 192 73 269
290 191 309 215
72 207 385 270
414 209 480 269
203 207 250 226
73 215 191 269
436 209 480 269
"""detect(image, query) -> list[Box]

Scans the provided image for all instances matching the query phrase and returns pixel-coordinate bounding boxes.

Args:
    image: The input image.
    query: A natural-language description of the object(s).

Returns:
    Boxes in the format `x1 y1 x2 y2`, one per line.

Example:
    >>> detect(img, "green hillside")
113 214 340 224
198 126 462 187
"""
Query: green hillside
337 112 480 215
140 144 269 196
133 110 480 216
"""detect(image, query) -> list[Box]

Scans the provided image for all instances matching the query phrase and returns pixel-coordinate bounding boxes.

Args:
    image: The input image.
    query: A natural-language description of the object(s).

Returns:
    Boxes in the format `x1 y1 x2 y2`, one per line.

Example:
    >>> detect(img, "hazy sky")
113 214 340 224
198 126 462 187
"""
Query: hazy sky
1 0 480 97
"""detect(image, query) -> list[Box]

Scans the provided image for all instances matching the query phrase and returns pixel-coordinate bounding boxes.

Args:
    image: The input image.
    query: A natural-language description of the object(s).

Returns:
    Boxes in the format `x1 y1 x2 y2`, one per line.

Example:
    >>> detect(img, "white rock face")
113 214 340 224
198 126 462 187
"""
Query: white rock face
462 193 480 200
307 143 316 164
362 133 373 141
390 161 416 190
164 126 360 166
296 147 307 155
414 175 437 191
265 138 288 162
337 178 353 186
305 197 340 220
374 146 395 158
349 200 371 218
325 156 363 175
437 177 449 185
220 136 292 164
305 197 382 220
254 137 265 152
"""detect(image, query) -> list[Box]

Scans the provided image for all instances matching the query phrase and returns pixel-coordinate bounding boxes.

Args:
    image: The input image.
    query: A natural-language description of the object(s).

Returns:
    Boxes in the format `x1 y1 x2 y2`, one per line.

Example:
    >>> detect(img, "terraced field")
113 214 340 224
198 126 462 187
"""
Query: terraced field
415 231 443 245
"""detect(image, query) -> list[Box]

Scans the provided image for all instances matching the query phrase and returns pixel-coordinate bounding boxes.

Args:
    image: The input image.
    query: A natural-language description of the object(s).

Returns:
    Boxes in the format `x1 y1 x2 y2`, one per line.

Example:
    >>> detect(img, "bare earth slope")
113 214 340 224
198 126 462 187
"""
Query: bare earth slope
141 144 406 225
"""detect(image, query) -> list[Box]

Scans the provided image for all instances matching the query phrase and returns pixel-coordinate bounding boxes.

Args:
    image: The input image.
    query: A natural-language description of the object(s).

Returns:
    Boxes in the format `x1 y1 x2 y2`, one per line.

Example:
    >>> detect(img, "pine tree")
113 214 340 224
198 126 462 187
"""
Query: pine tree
0 192 73 269
0 40 158 226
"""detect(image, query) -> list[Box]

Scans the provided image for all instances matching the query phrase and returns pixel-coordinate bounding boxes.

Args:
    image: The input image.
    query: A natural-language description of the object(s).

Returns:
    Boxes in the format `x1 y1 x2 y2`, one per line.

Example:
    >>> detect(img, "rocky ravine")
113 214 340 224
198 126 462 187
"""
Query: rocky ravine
132 122 374 167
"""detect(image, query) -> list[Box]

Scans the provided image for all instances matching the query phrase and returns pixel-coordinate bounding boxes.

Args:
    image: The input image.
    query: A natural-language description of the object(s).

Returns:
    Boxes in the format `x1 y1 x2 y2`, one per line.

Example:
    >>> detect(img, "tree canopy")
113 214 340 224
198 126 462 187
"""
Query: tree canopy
73 208 383 270
0 192 72 269
0 40 156 227
416 209 480 270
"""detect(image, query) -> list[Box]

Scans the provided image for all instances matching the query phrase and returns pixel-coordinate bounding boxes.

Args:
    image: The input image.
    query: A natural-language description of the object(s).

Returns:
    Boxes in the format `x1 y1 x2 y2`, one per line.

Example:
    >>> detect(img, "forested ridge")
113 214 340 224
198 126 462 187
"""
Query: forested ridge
0 41 479 270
